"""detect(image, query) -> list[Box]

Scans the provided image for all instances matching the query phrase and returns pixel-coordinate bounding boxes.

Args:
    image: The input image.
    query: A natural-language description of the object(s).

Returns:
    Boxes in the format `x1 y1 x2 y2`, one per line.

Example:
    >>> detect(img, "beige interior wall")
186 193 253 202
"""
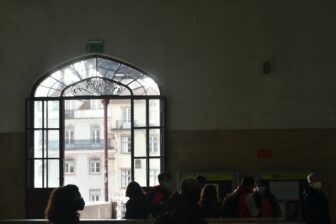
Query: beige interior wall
1 0 336 221
168 129 336 222
1 0 336 132
0 133 25 218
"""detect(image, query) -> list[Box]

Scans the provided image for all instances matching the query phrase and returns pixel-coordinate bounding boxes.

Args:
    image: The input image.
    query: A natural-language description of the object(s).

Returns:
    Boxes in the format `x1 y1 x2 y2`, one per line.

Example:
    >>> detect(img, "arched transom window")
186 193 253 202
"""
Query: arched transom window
26 55 166 208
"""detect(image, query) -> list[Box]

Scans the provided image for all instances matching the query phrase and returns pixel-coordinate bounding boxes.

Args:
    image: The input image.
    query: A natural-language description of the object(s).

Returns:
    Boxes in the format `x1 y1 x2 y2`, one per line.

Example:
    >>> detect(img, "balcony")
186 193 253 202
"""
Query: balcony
47 140 114 150
113 120 131 129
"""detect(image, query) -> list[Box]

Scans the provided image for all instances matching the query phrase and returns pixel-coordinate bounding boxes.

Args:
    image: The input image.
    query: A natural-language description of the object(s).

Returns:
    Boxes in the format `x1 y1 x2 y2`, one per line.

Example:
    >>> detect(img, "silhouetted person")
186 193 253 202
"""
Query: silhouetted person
196 175 207 190
253 179 282 218
124 181 149 219
222 176 259 218
303 172 331 224
199 184 220 218
156 178 206 224
45 184 85 224
148 173 172 217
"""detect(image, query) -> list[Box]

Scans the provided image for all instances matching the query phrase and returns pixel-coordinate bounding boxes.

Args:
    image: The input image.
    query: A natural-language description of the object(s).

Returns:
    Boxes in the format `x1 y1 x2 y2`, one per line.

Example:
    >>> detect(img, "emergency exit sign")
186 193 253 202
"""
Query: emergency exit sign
86 40 104 53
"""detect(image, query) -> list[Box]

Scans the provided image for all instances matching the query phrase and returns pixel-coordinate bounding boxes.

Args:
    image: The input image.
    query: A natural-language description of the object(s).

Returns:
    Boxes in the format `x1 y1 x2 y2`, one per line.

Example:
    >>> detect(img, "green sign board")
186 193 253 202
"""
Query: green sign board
86 41 104 53
261 173 308 180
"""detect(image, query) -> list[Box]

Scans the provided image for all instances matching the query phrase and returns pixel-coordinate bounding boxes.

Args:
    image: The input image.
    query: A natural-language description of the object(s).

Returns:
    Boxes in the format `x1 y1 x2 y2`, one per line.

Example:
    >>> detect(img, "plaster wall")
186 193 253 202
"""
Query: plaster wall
1 0 336 221
1 0 336 131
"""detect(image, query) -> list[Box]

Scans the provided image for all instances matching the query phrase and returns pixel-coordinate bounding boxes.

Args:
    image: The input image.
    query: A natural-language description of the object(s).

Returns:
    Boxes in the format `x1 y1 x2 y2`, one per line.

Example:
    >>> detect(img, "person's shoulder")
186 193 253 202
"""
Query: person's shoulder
149 185 162 193
303 186 315 196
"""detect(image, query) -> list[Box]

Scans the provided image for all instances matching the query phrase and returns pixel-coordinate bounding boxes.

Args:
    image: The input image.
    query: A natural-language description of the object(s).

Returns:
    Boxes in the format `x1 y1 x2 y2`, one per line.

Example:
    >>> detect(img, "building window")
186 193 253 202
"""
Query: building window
122 107 131 122
89 189 101 202
64 159 75 174
149 135 158 153
121 136 131 153
90 158 101 174
90 125 101 144
121 169 131 188
65 100 78 110
150 169 160 186
65 128 74 145
90 100 103 110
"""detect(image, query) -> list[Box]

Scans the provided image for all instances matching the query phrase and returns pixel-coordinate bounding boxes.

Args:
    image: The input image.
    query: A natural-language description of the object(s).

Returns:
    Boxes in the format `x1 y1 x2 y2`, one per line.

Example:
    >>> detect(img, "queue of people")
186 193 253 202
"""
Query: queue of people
44 172 331 224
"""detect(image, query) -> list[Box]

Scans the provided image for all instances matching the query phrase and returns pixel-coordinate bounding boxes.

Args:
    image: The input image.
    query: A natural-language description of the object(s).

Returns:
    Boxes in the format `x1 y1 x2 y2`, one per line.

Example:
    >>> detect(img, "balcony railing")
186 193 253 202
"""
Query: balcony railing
113 120 131 129
47 139 114 150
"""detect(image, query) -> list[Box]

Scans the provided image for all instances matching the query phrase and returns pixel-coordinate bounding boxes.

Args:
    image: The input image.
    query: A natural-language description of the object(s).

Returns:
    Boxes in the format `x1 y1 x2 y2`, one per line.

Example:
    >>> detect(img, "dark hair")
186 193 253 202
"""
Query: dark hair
158 173 171 182
199 185 219 218
180 178 199 194
200 184 217 205
45 185 81 224
196 175 207 185
255 179 271 195
126 181 145 199
241 176 255 187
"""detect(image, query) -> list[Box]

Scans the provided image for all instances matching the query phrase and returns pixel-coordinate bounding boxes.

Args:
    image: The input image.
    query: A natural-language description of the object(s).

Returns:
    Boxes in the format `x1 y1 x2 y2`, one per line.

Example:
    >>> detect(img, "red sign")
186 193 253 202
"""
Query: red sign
257 150 273 158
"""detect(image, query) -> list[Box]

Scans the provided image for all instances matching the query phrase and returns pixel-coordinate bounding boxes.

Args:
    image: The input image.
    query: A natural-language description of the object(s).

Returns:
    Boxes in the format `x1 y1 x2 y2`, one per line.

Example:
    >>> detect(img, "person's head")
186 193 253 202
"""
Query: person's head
307 172 322 190
45 184 85 224
196 175 207 189
241 176 255 193
180 177 202 203
126 181 145 199
158 173 172 191
200 184 218 205
255 179 270 195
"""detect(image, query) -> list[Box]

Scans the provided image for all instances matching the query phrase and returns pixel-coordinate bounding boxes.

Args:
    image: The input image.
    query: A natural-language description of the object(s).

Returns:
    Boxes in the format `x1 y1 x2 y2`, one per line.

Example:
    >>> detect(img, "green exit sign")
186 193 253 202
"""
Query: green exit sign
86 41 104 53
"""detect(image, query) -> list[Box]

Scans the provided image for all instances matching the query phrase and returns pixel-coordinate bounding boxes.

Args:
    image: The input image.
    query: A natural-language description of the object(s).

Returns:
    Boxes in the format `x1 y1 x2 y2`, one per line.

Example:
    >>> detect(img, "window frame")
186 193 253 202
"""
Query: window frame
89 189 101 202
89 157 101 174
120 136 131 154
26 54 166 190
90 125 101 145
120 169 132 188
64 158 75 175
65 127 74 145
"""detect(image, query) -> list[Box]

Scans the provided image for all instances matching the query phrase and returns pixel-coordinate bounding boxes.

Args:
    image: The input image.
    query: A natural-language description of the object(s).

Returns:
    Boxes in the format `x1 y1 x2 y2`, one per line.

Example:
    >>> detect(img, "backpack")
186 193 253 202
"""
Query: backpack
222 193 240 218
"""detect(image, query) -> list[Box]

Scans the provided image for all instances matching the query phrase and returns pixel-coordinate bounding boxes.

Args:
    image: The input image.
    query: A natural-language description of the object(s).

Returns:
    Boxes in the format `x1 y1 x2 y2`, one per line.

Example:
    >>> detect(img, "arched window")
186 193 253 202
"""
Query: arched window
26 55 166 201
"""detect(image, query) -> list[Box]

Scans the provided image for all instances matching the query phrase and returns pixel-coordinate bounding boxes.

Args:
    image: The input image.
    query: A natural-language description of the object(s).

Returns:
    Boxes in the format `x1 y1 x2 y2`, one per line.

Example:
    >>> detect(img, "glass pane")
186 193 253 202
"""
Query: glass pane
134 100 146 127
34 130 43 158
47 101 59 128
34 160 43 188
73 60 88 78
134 129 146 157
137 76 160 95
39 76 57 88
149 100 160 126
34 57 161 97
110 100 131 129
43 102 47 128
149 159 162 186
55 67 81 85
48 130 59 158
134 159 147 186
34 101 42 128
48 160 60 187
149 129 161 157
85 58 97 78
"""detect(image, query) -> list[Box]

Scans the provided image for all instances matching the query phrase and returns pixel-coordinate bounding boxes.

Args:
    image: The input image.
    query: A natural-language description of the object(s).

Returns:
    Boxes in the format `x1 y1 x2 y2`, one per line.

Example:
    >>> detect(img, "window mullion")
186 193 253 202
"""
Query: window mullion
146 98 149 187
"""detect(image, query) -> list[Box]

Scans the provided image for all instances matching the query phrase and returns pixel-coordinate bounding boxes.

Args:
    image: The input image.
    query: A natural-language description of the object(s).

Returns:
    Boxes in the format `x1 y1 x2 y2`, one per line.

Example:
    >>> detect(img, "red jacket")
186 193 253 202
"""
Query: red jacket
235 186 253 218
